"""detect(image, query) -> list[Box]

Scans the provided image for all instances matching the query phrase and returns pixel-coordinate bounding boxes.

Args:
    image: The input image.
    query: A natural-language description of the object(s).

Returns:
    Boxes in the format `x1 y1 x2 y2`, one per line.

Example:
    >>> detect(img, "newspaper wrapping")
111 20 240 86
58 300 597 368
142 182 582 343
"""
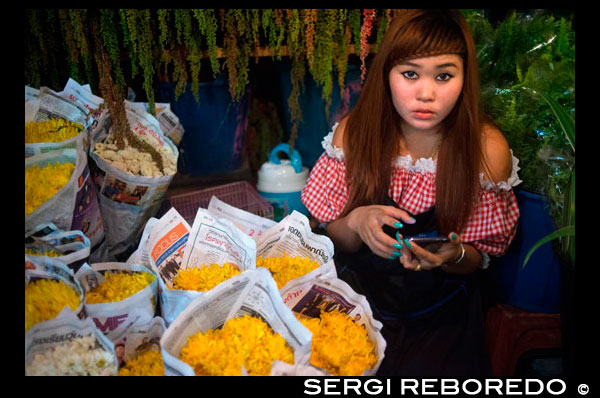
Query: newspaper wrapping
118 316 166 368
25 222 91 273
25 254 86 323
126 101 185 146
279 274 387 376
24 84 93 157
150 207 257 325
160 267 312 376
25 120 105 252
255 210 337 291
207 195 277 241
74 262 159 343
25 307 118 376
88 100 179 261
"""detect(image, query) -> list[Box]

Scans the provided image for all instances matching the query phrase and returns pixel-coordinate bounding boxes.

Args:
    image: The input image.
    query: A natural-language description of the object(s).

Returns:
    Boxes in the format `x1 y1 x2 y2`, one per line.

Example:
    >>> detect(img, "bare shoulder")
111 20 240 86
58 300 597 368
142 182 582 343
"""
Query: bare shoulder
481 124 512 182
331 115 349 150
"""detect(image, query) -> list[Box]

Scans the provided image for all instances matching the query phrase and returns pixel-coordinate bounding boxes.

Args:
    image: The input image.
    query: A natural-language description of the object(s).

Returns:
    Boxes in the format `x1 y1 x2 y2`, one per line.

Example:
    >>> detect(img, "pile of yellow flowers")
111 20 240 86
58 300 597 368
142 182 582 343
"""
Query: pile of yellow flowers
172 263 241 292
179 315 294 376
257 253 320 289
118 347 164 376
25 248 62 257
86 271 155 304
25 119 83 143
25 278 80 332
297 309 377 376
25 162 75 215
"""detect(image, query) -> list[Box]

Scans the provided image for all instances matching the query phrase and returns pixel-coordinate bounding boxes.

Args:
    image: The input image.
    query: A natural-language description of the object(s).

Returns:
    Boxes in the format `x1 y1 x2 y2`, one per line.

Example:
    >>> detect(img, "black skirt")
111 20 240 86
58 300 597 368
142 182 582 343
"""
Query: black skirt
333 198 490 377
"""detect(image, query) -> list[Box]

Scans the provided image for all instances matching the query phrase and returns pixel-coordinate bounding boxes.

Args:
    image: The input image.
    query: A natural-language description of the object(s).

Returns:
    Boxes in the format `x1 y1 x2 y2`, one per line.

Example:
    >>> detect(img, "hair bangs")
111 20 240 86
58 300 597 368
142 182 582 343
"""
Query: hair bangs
385 12 467 73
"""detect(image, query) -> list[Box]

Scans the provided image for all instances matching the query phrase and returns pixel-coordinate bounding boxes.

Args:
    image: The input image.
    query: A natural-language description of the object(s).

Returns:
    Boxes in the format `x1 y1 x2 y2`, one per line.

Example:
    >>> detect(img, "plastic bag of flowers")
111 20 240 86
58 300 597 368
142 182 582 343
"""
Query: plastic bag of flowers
25 222 91 273
74 262 159 342
25 84 94 158
255 211 337 291
87 99 179 261
25 144 105 254
150 208 257 325
25 254 86 333
117 316 166 376
280 273 386 376
25 307 118 376
160 267 312 376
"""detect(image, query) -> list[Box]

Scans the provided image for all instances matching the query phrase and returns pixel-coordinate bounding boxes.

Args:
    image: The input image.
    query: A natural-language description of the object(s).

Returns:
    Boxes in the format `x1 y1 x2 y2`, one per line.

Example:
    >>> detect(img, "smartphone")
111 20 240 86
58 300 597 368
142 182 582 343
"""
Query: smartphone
406 235 449 252
407 236 450 245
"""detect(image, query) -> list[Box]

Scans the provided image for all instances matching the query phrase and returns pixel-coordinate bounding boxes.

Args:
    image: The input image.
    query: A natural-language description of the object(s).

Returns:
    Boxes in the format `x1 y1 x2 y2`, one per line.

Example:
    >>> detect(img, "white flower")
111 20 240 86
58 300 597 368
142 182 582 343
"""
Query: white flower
26 335 118 376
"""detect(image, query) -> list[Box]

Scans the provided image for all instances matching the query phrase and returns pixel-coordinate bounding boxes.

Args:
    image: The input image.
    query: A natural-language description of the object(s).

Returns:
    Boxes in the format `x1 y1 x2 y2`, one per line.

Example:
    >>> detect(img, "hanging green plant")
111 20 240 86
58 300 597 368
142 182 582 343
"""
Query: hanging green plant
193 9 220 78
123 9 157 114
69 9 95 88
118 9 138 81
58 9 83 84
286 8 307 151
100 9 126 95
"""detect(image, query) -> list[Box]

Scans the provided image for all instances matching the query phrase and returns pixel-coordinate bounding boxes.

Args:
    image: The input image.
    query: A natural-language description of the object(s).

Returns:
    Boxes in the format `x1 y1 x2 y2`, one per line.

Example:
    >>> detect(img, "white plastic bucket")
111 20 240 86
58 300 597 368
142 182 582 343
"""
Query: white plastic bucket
257 143 309 221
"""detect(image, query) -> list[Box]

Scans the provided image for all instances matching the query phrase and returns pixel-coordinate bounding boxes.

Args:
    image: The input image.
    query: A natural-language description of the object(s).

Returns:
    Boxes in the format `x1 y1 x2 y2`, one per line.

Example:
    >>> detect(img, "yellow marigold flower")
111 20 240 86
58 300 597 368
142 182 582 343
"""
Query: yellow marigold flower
25 248 62 257
118 347 164 376
171 263 241 292
25 162 75 215
179 315 294 376
25 278 80 332
86 271 155 304
297 310 377 376
25 119 83 143
257 253 320 289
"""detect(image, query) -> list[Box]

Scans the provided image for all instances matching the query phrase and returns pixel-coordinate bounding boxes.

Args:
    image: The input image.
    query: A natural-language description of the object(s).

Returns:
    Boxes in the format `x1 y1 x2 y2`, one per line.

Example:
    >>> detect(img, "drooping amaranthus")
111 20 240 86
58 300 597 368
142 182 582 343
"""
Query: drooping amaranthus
359 9 376 83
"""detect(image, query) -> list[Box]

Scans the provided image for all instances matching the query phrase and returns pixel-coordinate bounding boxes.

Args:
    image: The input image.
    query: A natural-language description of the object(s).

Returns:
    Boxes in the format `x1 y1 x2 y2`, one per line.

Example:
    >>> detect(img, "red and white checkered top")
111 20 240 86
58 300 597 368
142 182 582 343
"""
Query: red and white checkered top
301 123 521 258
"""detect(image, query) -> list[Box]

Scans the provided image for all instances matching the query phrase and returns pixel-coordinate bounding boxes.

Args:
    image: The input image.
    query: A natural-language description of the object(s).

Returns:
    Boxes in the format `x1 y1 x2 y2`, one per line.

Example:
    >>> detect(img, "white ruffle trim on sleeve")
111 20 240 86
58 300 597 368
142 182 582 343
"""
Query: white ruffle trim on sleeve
479 150 523 191
321 123 345 161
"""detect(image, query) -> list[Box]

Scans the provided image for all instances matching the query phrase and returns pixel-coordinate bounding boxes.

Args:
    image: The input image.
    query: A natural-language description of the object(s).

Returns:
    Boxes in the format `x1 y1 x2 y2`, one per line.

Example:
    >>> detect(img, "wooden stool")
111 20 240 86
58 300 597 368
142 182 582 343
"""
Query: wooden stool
485 303 561 376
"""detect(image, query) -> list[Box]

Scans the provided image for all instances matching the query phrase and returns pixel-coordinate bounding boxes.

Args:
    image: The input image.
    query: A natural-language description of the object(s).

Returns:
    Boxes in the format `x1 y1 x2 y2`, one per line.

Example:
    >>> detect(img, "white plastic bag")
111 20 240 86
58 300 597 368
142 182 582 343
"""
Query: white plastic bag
160 268 312 376
75 262 159 343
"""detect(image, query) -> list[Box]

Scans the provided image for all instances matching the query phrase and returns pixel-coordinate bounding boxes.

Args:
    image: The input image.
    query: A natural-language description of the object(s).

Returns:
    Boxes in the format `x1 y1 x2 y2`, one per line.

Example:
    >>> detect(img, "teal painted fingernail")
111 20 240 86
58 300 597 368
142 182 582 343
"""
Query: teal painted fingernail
394 222 403 228
393 243 403 250
404 238 412 248
451 233 457 240
388 255 398 260
396 231 402 241
393 251 402 256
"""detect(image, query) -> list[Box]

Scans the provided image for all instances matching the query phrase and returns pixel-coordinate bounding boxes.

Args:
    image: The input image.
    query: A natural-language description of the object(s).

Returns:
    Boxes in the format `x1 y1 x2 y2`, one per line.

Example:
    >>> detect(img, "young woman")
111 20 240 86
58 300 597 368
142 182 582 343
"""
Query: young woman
301 9 521 376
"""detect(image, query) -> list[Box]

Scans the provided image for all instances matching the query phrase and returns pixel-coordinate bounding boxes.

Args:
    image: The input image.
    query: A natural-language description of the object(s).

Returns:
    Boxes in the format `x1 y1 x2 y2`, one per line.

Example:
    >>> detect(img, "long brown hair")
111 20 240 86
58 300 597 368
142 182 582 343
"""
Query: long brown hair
341 9 485 234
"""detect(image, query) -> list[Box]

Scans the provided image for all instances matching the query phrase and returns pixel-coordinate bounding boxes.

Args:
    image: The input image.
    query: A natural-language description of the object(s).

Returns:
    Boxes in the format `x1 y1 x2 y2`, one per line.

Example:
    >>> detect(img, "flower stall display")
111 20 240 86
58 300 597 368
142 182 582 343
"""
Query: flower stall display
117 317 166 376
255 211 337 291
144 207 257 325
280 273 386 376
172 263 242 292
88 99 179 261
179 314 294 376
25 255 86 332
25 119 83 144
75 263 158 343
25 159 75 216
25 85 105 253
25 223 91 272
25 309 118 376
257 252 321 290
297 309 378 376
160 268 312 376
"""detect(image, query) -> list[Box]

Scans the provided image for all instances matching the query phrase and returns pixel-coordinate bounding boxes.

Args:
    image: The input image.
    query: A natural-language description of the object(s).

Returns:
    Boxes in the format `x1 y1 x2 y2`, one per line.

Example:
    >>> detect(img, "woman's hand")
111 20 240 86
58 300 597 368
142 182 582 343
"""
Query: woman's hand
397 232 464 271
346 205 416 259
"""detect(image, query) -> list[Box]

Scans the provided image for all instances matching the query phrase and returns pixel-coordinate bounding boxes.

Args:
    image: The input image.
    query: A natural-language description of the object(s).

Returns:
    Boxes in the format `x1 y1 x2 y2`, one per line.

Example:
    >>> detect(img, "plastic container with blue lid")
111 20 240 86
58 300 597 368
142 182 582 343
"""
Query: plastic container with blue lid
257 143 309 221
